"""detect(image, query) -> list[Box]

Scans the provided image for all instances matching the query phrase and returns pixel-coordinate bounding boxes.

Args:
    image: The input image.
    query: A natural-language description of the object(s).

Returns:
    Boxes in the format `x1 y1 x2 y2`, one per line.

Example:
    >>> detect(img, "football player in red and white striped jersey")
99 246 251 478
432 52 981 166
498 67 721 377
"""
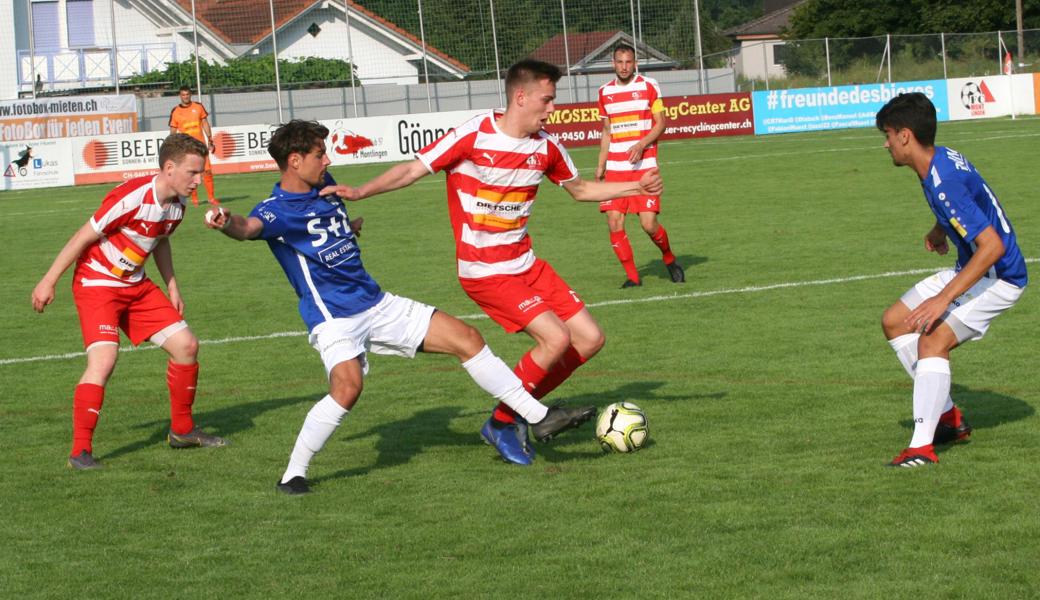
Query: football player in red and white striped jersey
596 43 684 288
325 60 662 464
32 133 227 470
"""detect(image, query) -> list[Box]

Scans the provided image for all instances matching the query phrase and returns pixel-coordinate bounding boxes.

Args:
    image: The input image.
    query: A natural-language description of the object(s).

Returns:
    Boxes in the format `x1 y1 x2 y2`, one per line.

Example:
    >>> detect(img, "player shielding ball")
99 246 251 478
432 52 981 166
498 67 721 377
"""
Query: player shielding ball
31 133 228 470
876 92 1027 467
333 59 663 465
205 120 596 493
596 43 684 288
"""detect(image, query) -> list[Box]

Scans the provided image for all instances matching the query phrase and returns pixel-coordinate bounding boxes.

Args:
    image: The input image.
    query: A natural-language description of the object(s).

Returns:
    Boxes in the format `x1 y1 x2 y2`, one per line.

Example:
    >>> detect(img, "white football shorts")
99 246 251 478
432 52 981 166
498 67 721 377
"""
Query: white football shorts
901 269 1025 342
308 292 436 376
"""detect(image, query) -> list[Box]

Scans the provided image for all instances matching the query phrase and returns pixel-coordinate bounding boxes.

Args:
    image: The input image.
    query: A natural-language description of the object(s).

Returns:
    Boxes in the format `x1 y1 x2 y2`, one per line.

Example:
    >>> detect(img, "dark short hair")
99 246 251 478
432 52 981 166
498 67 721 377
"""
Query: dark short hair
178 85 192 93
268 120 329 170
876 92 937 147
159 133 207 169
505 59 562 103
613 43 635 58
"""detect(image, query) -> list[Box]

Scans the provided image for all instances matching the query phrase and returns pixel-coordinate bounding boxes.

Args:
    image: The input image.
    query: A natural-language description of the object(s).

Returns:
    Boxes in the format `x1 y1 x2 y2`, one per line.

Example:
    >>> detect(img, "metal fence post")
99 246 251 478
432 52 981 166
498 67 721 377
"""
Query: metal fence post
417 0 432 112
693 0 705 94
886 34 891 82
342 0 358 117
110 0 119 94
560 0 574 103
268 0 283 123
762 41 769 90
940 32 947 80
489 0 503 107
191 0 203 98
629 0 638 66
825 37 831 86
27 0 37 98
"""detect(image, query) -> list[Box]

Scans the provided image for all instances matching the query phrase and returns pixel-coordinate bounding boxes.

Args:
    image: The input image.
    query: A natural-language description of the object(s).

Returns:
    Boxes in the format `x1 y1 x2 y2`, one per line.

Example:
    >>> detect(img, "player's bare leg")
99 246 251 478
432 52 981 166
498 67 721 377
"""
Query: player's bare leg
279 358 362 494
160 327 227 449
607 210 641 287
68 343 119 470
639 211 683 283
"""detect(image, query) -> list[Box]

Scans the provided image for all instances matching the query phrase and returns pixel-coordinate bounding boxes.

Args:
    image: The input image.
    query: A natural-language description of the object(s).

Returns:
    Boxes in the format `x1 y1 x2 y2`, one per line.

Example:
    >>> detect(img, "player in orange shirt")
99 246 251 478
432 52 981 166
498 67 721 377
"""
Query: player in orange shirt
169 86 219 206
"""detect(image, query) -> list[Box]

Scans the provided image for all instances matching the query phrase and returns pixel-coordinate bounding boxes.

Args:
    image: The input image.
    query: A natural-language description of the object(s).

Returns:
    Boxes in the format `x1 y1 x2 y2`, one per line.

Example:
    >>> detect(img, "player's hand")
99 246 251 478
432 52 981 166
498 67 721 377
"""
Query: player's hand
204 206 229 230
925 230 949 255
638 168 663 196
627 142 646 164
905 295 947 335
595 165 606 181
168 282 185 315
31 280 56 313
319 184 361 201
349 217 363 238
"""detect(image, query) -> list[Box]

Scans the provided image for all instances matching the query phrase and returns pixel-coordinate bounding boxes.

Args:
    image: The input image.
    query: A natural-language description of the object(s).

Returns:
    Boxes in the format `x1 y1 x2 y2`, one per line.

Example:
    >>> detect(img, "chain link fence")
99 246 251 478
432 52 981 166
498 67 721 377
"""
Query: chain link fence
4 1 1038 120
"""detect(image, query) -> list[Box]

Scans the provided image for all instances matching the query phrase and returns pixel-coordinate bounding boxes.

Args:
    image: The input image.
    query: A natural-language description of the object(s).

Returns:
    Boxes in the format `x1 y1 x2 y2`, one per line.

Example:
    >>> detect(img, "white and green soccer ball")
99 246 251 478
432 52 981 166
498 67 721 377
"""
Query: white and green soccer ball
595 402 649 453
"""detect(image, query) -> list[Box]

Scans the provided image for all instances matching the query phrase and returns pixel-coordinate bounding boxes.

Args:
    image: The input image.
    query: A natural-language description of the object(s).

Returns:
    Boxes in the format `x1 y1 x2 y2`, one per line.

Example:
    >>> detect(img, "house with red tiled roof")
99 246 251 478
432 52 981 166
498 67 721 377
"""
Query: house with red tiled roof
530 31 678 74
7 0 469 95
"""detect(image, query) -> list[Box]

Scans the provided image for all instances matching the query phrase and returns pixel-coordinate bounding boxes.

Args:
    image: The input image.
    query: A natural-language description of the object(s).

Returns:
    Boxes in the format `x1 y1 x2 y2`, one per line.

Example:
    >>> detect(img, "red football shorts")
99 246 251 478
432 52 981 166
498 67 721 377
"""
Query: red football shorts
73 279 184 348
599 169 660 214
459 258 585 333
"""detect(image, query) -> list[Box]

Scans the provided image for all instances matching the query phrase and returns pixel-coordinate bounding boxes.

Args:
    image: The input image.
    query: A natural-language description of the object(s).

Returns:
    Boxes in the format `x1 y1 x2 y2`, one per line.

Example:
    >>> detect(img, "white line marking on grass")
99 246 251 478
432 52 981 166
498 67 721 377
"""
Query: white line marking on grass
7 259 1036 366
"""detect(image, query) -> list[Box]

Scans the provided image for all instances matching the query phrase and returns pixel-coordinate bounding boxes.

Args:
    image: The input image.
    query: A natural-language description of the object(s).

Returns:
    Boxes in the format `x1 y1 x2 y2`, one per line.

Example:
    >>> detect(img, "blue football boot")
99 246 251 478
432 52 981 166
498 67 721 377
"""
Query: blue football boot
480 418 534 466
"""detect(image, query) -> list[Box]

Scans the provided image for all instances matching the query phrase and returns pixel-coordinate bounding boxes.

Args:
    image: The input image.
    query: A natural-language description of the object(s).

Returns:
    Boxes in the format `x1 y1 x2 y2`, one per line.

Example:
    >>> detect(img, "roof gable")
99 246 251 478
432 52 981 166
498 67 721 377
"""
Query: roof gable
530 31 678 73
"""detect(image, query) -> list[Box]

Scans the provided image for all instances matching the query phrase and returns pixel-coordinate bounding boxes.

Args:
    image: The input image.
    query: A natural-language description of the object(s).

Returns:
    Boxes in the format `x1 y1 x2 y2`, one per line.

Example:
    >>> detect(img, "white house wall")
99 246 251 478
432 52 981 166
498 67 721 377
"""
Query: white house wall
737 39 787 81
1 0 18 98
253 6 421 86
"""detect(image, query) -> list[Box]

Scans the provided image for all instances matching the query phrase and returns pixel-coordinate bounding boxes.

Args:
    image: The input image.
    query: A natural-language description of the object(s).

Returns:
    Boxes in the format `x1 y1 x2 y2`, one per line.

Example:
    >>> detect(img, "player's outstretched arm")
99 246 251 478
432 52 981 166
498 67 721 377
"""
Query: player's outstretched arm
348 159 430 201
204 207 264 241
562 167 662 202
31 222 102 313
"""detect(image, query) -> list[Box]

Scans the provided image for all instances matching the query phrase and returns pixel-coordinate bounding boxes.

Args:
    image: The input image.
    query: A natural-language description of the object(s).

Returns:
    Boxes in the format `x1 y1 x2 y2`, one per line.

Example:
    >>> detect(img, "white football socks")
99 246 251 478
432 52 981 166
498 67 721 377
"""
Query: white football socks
281 395 348 484
461 345 549 423
909 357 951 448
889 333 954 414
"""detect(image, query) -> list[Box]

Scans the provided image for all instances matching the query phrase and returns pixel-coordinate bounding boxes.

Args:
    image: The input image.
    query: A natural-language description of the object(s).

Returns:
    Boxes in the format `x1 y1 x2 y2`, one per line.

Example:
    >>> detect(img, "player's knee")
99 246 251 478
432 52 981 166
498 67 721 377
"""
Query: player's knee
329 375 362 407
457 324 486 357
881 304 907 337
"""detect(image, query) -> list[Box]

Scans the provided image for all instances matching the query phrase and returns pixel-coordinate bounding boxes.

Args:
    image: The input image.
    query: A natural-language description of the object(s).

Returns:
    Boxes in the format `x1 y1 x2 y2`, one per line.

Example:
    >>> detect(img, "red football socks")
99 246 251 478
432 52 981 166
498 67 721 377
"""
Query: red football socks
167 360 199 435
531 345 588 400
71 383 105 456
650 225 675 264
610 230 641 283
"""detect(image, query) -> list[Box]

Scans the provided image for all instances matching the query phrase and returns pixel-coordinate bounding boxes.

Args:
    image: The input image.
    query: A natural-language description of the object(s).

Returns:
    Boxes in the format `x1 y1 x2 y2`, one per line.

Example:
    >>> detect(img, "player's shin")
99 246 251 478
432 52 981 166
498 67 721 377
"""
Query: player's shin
282 395 348 483
167 360 199 435
72 383 105 455
909 357 951 448
530 345 588 400
463 345 548 423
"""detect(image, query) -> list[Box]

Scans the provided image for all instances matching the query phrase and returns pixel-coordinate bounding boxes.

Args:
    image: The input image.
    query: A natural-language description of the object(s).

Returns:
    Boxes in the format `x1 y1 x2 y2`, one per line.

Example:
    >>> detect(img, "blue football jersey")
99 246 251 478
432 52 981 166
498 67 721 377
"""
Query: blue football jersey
249 174 383 330
921 147 1027 288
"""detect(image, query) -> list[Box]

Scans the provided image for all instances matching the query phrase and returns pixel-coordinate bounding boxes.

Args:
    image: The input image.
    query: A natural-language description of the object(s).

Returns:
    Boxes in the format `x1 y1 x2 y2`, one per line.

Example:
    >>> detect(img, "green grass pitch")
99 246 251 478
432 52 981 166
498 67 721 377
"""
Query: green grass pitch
2 117 1039 597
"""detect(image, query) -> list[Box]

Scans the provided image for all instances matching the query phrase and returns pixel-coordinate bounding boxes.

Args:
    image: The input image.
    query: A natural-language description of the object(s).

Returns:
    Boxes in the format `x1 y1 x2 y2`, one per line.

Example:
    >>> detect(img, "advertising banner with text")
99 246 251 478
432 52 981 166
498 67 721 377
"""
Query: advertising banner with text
543 93 755 147
752 81 950 135
945 74 1036 121
1 138 75 191
0 95 138 143
319 109 485 166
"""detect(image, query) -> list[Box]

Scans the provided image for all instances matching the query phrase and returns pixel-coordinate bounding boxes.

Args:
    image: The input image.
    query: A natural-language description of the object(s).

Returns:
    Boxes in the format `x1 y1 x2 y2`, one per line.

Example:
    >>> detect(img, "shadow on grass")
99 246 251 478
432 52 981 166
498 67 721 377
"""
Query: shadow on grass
100 394 315 461
315 405 477 483
897 383 1034 444
637 253 707 282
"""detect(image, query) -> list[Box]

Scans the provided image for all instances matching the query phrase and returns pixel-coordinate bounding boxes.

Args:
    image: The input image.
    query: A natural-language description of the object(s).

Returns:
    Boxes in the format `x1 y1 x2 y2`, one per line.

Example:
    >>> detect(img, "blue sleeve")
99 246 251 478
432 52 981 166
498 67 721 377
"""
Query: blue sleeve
248 202 288 241
934 179 988 242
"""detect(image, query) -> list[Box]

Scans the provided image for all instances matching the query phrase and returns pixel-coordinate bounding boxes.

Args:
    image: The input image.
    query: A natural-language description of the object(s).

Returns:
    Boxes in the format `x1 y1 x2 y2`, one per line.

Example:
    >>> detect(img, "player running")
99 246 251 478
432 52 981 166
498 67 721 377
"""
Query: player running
595 43 684 288
31 133 228 470
204 120 595 493
334 59 663 465
876 92 1027 467
169 86 219 206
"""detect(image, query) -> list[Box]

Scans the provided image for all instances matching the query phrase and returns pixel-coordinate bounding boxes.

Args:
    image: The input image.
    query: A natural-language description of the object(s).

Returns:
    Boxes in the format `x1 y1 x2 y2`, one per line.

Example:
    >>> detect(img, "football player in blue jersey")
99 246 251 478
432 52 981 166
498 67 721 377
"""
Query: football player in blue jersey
205 120 595 493
876 93 1027 467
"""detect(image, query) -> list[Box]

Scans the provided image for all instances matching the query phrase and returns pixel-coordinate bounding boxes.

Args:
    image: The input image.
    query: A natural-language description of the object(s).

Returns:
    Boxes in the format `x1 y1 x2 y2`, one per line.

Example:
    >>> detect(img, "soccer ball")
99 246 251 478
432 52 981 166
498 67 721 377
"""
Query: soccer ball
596 402 649 453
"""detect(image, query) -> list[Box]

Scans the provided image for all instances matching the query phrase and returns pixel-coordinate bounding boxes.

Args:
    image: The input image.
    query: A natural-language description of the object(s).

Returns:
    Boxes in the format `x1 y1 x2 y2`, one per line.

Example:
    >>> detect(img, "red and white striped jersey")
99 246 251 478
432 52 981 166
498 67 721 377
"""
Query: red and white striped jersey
74 175 185 287
598 75 665 175
417 111 578 280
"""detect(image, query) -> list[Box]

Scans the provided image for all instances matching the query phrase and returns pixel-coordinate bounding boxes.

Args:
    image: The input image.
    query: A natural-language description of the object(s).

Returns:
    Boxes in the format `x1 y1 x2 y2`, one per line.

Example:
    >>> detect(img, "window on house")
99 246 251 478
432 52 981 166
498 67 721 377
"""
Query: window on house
772 44 787 66
67 0 96 48
31 1 61 50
